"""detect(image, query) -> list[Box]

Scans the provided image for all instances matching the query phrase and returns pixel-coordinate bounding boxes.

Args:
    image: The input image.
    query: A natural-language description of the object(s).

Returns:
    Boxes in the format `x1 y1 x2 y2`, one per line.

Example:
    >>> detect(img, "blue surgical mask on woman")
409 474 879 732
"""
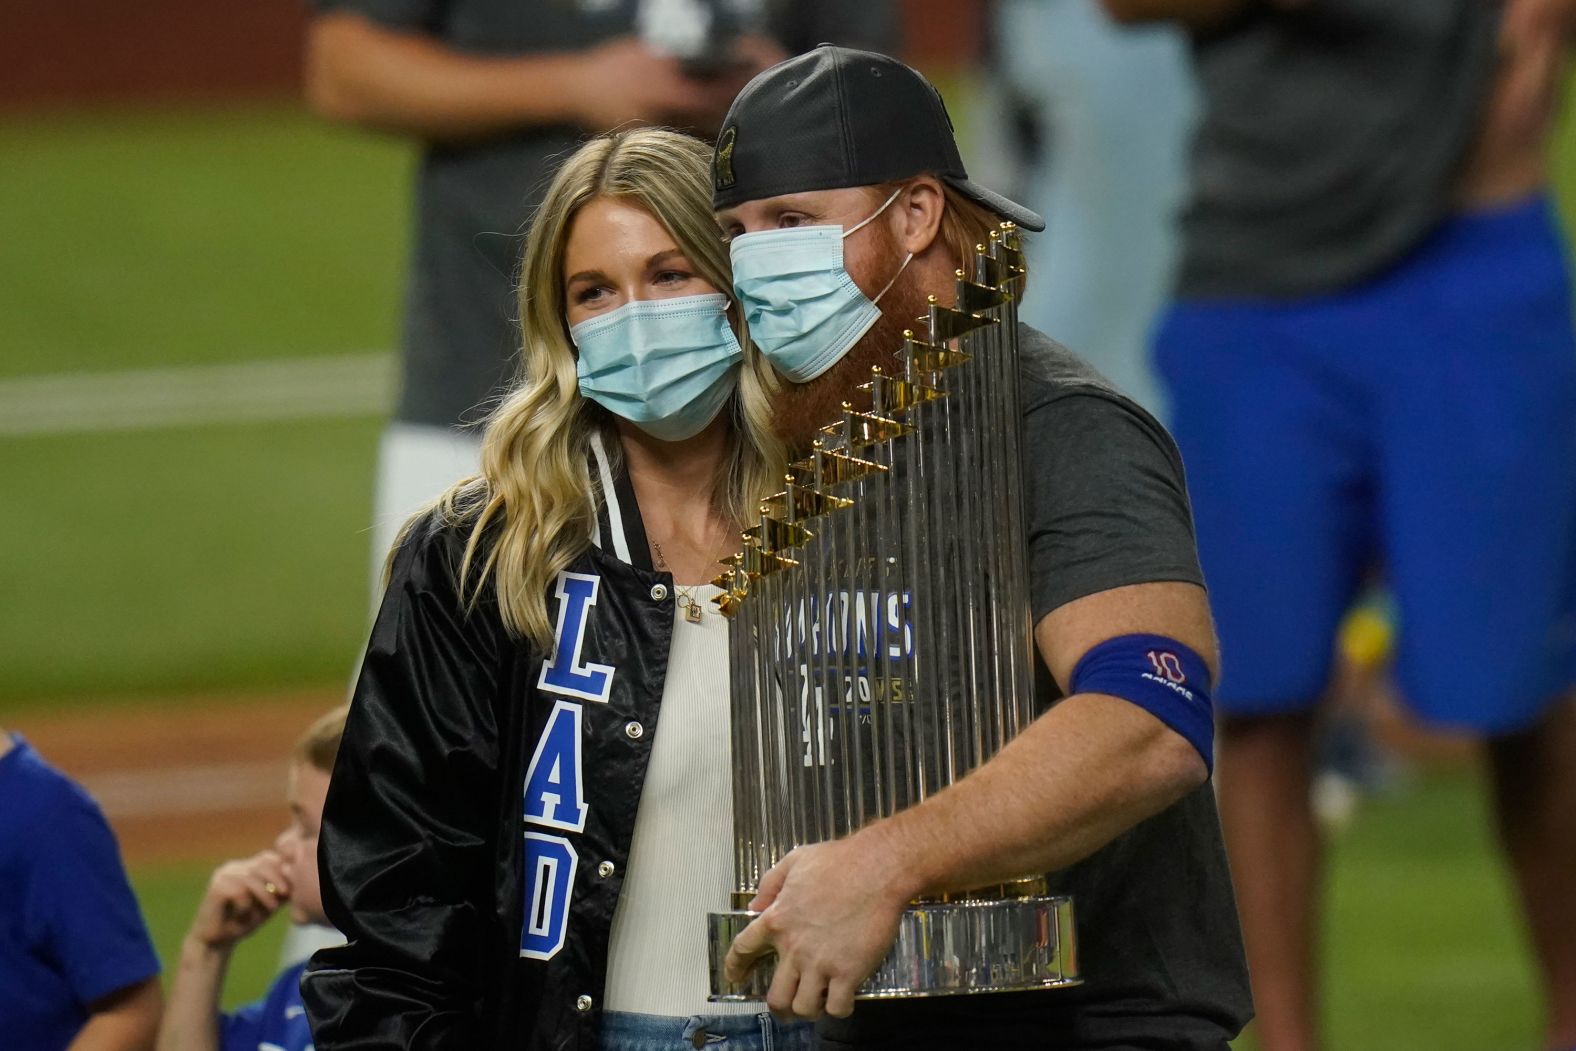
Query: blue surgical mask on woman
570 292 743 442
729 187 914 382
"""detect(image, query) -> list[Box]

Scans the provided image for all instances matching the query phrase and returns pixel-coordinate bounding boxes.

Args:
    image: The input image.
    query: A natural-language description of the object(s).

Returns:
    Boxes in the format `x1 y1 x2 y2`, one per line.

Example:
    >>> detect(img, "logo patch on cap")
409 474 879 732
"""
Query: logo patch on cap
714 126 737 191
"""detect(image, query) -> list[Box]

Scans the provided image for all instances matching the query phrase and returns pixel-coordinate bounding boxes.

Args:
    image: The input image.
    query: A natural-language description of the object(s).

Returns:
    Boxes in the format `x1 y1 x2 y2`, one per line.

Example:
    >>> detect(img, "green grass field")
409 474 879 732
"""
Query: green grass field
1309 769 1538 1049
0 107 410 379
0 109 407 705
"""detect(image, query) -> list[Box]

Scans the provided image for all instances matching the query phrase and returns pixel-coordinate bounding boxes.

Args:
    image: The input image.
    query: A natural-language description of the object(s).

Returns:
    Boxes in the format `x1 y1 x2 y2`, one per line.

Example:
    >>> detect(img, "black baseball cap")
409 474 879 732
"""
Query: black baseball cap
712 44 1044 232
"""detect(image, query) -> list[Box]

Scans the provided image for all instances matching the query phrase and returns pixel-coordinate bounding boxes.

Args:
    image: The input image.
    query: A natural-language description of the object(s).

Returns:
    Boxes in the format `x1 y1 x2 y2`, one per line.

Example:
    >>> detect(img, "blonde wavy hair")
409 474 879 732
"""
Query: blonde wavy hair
427 129 784 648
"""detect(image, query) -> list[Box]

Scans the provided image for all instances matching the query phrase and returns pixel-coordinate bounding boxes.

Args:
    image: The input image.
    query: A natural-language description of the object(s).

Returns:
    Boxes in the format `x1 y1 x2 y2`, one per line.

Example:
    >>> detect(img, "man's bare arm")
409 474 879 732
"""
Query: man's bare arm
303 13 738 142
67 977 162 1051
1457 0 1576 203
843 581 1209 897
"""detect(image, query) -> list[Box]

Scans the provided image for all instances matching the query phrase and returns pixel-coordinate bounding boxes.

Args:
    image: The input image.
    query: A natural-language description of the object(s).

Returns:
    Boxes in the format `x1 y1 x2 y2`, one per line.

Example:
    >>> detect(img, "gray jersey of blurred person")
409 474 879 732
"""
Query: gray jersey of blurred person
300 0 899 593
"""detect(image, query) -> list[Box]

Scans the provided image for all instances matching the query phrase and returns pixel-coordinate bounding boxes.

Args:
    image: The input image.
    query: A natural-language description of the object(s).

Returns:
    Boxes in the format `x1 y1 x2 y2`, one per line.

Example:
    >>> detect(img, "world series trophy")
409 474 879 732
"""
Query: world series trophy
706 226 1080 1000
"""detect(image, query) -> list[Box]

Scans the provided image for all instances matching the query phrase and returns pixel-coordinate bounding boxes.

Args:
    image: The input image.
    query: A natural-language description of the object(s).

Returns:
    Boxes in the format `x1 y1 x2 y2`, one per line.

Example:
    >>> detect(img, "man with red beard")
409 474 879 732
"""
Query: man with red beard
712 46 1252 1051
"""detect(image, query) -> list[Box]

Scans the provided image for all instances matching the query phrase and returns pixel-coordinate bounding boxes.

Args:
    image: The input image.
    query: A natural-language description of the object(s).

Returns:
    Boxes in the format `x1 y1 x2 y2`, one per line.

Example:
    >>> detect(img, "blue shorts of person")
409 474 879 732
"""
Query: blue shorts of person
599 1010 813 1051
1155 193 1576 733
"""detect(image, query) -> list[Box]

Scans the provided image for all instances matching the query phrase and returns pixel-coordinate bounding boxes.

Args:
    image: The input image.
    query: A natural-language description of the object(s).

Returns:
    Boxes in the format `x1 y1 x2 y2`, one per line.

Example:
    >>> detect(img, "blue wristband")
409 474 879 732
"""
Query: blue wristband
1068 633 1215 772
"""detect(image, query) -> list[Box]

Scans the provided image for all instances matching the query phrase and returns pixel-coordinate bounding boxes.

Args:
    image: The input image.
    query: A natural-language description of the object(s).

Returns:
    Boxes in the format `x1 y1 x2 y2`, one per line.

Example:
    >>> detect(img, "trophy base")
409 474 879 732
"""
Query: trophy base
707 895 1079 1001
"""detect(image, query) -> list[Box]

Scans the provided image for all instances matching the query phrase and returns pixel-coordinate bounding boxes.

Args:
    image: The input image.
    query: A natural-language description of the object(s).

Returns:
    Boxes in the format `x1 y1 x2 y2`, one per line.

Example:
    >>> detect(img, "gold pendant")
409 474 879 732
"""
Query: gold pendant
684 600 703 624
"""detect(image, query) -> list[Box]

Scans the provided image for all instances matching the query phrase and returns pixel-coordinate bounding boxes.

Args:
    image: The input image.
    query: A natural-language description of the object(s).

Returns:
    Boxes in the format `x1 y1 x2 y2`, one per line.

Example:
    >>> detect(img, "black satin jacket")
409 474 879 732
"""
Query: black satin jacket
303 440 677 1050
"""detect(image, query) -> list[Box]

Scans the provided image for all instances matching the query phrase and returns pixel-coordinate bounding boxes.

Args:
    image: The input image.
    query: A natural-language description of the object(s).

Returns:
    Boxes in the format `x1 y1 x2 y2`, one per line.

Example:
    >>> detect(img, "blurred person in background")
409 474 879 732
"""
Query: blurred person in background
155 706 346 1051
993 0 1197 416
303 129 800 1051
1103 1 1576 1049
0 730 162 1051
994 0 1398 845
301 0 897 589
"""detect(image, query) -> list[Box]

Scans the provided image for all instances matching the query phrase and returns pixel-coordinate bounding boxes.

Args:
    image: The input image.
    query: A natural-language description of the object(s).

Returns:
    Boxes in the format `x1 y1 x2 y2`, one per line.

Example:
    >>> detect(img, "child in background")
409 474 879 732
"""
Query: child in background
157 706 346 1051
0 729 163 1051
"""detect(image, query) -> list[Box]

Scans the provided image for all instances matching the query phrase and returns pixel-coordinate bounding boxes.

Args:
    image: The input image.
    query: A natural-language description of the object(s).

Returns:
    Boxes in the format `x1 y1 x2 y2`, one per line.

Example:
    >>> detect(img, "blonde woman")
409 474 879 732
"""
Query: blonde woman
302 129 804 1051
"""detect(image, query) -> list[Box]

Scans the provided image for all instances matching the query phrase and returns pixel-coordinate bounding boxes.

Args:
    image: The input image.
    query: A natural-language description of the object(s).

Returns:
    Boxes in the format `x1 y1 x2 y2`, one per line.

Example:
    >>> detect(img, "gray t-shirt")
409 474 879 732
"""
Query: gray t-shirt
314 0 897 429
818 325 1252 1049
1178 0 1500 299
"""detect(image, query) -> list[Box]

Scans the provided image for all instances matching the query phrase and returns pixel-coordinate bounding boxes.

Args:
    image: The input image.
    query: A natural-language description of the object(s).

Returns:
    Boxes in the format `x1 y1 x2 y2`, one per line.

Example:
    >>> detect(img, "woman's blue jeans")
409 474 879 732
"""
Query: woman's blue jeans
599 1010 814 1051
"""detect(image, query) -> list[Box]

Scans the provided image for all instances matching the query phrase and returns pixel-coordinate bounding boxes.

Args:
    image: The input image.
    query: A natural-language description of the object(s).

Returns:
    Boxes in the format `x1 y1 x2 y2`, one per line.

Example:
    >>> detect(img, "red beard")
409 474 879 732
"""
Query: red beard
770 268 931 456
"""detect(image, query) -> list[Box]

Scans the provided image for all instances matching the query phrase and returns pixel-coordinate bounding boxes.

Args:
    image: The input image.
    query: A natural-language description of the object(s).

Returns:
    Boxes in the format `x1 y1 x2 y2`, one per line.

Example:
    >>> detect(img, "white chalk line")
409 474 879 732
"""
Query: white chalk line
0 353 395 437
85 760 287 819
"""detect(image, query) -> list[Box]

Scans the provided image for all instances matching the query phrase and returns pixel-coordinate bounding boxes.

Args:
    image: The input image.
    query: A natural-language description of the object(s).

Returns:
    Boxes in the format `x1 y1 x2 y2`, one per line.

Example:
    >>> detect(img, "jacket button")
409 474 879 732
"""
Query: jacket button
624 721 644 740
597 860 616 878
650 583 669 601
575 994 593 1012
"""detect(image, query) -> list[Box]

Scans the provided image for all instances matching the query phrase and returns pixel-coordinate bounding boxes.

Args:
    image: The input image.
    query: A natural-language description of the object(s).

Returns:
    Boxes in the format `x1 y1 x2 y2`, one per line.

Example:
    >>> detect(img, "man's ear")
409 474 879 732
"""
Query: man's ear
894 175 946 258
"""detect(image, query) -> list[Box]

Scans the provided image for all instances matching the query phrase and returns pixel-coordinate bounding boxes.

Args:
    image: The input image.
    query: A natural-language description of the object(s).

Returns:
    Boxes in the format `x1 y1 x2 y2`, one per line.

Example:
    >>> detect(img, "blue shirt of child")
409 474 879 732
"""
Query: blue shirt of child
221 960 314 1051
0 736 161 1051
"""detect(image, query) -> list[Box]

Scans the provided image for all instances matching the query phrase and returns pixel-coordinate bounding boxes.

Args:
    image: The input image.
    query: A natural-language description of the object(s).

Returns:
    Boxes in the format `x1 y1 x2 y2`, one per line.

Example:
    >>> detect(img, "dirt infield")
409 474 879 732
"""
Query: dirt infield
2 0 306 109
10 689 344 866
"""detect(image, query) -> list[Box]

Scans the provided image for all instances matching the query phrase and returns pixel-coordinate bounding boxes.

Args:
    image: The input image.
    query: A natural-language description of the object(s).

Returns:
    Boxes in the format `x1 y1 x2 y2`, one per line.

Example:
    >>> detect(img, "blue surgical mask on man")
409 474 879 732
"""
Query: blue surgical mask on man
729 187 914 382
570 292 743 442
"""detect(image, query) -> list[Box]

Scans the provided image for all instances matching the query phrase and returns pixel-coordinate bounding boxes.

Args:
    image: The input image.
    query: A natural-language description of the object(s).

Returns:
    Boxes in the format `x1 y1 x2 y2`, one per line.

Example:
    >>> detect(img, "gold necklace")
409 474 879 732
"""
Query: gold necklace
651 539 711 624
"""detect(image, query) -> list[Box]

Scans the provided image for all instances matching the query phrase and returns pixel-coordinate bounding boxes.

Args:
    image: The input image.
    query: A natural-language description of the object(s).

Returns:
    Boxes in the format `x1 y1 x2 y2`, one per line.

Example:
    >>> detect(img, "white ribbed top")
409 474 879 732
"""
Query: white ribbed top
603 585 756 1015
